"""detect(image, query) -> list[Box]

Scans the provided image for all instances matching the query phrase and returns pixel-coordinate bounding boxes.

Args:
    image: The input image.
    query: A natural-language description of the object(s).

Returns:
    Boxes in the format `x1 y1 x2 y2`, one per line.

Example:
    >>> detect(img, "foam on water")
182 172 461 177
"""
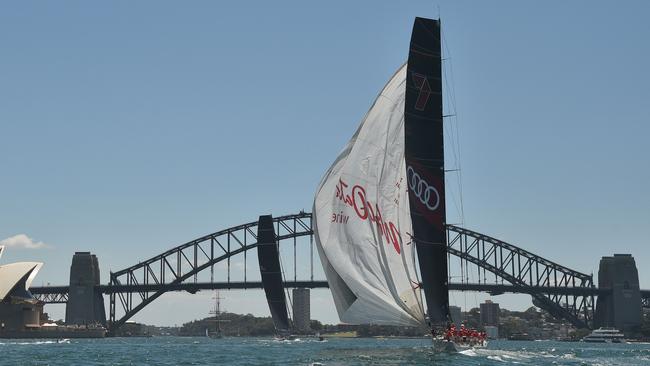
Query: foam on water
487 355 507 362
0 340 63 345
459 349 477 356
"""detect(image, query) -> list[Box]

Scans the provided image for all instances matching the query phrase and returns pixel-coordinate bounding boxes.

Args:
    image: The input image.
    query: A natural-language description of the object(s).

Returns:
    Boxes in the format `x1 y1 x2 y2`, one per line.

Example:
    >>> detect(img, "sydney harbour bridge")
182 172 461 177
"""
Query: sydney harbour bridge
30 212 650 335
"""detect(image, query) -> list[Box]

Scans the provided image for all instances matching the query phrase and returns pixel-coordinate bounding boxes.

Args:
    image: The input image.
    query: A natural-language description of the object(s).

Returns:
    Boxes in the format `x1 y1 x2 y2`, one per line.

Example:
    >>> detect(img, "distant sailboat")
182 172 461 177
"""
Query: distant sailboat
313 17 485 352
206 291 228 339
257 215 295 340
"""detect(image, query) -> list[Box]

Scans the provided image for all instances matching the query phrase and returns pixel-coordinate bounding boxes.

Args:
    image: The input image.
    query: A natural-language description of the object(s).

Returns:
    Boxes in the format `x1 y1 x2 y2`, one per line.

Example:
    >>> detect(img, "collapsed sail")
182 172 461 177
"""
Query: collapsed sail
313 63 425 327
257 215 291 332
405 17 449 325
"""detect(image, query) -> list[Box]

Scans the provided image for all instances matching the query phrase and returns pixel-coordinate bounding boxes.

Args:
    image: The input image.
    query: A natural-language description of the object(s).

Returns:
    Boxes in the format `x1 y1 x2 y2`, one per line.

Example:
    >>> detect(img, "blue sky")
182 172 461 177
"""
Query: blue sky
1 1 649 326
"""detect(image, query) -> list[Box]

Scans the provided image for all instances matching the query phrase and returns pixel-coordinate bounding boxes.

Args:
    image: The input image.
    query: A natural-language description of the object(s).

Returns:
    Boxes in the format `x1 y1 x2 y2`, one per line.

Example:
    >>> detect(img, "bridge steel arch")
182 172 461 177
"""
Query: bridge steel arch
108 212 313 334
107 212 596 333
446 226 594 329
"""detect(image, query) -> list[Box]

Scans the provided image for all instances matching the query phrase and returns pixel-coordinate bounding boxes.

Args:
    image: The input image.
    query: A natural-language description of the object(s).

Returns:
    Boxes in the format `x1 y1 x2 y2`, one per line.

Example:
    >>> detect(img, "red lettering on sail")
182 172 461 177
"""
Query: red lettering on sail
334 179 402 254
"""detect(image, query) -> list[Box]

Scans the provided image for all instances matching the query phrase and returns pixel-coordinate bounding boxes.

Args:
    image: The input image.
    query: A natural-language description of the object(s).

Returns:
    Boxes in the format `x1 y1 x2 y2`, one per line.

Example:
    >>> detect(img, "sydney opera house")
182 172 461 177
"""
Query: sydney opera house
0 246 107 338
0 245 45 335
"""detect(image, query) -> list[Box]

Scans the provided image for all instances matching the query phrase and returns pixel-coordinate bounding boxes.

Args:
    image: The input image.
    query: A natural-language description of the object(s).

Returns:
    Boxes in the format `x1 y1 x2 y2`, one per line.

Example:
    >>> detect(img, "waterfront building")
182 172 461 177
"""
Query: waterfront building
480 300 500 326
0 247 106 338
484 325 499 339
0 245 44 334
449 305 462 327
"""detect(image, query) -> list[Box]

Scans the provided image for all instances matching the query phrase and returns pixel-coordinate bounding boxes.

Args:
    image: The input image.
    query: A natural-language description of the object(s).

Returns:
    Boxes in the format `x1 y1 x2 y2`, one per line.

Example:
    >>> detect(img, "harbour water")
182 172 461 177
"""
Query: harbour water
3 337 650 365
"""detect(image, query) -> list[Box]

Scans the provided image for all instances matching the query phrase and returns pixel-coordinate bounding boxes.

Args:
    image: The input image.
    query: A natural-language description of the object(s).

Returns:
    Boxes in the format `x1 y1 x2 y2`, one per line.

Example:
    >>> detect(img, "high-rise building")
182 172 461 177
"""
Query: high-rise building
292 288 310 333
449 305 462 327
480 300 500 326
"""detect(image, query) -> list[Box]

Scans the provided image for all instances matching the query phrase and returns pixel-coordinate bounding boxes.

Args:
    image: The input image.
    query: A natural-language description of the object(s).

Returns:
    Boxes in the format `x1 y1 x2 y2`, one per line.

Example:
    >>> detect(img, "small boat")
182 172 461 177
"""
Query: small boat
313 17 485 353
582 328 626 343
273 333 297 342
508 332 533 341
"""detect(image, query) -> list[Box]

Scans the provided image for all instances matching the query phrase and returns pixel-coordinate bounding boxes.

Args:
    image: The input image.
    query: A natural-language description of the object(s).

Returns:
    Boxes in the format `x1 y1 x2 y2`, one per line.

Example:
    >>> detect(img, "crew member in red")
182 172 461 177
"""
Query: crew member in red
445 324 456 340
459 324 468 338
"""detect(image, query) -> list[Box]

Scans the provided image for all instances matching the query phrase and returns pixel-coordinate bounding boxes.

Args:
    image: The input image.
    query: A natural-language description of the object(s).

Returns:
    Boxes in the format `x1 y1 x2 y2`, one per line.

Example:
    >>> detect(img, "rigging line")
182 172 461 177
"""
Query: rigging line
279 258 293 322
441 25 466 226
441 51 463 225
446 175 462 223
275 225 294 323
441 27 459 118
446 68 465 226
466 249 471 284
409 234 427 320
440 38 460 169
442 77 460 166
442 127 461 224
441 29 460 171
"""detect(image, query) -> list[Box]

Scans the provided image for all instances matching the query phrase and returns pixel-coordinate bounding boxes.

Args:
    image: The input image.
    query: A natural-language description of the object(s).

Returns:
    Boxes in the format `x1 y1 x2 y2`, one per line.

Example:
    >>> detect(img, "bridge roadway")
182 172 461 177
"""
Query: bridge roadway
33 282 644 301
29 212 650 330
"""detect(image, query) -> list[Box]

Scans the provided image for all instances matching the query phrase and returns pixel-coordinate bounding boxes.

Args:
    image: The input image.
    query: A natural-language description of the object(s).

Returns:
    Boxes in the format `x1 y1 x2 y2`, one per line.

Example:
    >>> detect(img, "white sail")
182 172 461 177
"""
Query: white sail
313 65 425 327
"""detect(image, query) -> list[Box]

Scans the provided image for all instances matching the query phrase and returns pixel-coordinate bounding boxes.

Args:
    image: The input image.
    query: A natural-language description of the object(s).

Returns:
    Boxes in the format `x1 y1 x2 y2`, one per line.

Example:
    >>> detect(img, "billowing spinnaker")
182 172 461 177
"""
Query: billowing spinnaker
313 65 425 327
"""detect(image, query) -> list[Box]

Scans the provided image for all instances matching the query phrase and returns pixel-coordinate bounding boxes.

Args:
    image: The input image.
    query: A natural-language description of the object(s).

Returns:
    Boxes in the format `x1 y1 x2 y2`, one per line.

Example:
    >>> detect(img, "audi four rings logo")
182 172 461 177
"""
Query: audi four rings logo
406 166 440 211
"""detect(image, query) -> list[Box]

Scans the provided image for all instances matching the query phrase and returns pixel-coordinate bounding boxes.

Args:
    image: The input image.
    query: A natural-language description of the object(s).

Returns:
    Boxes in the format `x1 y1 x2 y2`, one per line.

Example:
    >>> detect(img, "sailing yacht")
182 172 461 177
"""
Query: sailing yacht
206 291 227 339
257 215 295 340
313 17 482 353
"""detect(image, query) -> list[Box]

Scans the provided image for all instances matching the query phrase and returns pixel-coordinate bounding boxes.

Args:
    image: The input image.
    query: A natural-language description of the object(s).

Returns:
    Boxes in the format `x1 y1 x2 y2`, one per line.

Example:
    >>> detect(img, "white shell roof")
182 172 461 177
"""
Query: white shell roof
0 246 4 261
0 261 43 301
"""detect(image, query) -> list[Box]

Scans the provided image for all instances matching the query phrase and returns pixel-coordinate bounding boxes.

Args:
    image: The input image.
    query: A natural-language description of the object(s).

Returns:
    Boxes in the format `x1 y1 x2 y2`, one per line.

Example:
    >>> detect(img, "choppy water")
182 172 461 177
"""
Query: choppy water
2 337 650 365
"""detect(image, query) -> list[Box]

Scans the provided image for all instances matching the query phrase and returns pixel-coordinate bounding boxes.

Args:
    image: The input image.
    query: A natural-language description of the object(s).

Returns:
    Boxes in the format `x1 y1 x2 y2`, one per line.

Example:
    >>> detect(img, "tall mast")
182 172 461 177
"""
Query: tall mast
257 215 291 334
209 290 223 335
404 17 449 327
216 291 220 334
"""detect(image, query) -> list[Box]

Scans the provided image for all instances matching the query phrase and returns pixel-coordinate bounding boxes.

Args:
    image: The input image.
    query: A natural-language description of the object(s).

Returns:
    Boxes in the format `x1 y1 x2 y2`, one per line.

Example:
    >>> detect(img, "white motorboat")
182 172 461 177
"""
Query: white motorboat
582 328 625 343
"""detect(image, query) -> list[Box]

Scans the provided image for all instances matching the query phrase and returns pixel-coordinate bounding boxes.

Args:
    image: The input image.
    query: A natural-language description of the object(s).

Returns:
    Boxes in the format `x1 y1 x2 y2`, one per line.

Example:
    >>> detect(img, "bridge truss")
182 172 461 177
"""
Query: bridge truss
107 212 313 333
37 212 598 332
446 226 594 328
31 290 69 304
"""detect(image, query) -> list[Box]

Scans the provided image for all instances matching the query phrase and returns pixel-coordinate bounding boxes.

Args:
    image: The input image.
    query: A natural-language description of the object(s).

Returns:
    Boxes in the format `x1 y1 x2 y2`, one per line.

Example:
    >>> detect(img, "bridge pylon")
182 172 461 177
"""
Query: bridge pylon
66 252 106 326
594 254 642 331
